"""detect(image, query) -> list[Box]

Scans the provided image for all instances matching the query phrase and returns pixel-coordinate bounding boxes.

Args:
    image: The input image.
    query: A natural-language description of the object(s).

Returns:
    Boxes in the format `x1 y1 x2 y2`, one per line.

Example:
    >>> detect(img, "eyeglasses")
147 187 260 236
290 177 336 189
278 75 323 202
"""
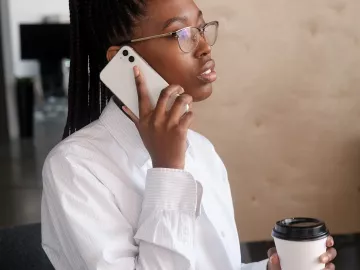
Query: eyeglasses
119 21 219 53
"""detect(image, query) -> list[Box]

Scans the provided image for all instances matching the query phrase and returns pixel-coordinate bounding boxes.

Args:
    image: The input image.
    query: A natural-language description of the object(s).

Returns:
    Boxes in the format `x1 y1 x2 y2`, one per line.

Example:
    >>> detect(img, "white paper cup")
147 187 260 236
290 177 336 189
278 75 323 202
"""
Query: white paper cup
272 218 329 270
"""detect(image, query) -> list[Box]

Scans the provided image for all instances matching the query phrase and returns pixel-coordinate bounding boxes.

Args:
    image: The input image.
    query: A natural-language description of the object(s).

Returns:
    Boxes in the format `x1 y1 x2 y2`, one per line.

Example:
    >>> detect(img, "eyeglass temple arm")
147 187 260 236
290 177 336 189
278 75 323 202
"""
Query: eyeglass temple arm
119 32 176 46
118 22 218 46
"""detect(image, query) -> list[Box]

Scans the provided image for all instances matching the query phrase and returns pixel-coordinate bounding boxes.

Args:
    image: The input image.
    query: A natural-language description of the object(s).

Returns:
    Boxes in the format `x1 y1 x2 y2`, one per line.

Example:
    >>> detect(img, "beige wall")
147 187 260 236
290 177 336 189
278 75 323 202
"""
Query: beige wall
194 0 360 242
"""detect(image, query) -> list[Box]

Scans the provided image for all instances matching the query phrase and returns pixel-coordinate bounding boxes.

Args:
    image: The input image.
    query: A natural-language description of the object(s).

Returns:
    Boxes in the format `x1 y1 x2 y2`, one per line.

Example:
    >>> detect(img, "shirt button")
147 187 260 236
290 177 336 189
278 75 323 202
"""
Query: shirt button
221 231 226 238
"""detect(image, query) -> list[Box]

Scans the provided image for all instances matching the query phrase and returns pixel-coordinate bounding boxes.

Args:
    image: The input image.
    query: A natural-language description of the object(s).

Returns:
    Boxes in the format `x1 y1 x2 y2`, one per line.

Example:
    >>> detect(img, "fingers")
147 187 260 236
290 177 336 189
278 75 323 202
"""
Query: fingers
268 255 281 270
320 247 337 264
154 85 184 117
326 236 335 247
267 247 277 258
326 247 337 263
122 106 139 125
267 248 281 270
132 69 193 128
324 263 336 270
134 66 152 118
321 236 337 268
179 111 194 129
169 94 193 124
269 254 280 264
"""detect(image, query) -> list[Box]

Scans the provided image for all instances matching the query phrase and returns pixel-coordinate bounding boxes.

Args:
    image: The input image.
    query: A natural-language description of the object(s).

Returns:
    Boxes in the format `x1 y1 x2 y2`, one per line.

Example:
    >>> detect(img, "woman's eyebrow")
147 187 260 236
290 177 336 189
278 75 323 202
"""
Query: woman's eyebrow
162 16 188 30
162 10 203 30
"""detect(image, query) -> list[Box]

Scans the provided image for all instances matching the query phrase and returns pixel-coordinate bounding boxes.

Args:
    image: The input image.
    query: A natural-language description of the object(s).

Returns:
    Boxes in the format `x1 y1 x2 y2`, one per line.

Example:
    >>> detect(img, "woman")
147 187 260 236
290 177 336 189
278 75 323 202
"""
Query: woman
41 0 337 269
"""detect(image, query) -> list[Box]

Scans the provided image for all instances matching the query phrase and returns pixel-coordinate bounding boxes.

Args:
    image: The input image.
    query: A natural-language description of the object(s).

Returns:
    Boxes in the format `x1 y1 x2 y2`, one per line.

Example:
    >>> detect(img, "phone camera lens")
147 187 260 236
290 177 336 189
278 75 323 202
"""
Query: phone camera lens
123 50 129 56
129 56 135 63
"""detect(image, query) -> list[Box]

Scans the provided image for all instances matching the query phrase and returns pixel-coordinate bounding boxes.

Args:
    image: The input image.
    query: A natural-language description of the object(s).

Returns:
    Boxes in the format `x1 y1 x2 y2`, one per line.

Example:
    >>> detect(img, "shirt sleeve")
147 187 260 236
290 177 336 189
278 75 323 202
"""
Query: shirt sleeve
135 168 202 269
42 150 202 270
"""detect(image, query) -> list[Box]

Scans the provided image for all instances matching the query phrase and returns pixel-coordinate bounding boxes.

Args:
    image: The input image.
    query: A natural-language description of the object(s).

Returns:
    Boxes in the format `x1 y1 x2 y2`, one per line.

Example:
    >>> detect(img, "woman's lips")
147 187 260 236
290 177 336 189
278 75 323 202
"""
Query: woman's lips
197 69 217 83
197 60 217 83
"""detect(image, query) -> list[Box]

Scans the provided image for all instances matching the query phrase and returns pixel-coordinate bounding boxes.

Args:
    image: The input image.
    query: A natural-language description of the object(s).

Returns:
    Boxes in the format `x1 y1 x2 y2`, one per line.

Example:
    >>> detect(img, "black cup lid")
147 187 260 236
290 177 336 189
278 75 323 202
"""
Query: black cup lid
272 217 329 241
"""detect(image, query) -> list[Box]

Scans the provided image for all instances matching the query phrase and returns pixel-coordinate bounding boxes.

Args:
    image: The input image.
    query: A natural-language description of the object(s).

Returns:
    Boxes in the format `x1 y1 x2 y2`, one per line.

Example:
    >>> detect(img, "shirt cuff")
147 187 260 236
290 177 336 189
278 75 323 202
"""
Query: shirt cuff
144 168 203 215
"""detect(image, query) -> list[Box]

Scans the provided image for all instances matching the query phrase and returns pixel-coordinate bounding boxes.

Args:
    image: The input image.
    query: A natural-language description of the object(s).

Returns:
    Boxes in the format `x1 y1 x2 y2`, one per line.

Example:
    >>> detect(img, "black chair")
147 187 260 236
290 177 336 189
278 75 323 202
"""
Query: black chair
0 223 54 270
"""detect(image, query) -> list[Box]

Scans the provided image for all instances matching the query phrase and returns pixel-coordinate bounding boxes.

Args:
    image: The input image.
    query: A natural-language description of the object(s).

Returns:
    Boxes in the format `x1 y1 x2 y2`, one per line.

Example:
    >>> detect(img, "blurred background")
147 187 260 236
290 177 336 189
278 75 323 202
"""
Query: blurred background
0 0 359 269
0 0 69 228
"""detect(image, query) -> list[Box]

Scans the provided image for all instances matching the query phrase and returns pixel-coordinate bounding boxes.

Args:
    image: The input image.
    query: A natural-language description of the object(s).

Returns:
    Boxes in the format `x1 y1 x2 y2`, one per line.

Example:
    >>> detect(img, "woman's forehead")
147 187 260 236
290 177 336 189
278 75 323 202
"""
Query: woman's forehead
141 0 203 31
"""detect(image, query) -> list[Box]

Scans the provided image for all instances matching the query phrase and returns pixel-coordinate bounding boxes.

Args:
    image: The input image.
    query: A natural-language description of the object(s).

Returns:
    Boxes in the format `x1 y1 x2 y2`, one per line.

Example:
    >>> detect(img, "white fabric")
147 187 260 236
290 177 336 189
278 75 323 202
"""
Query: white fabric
41 98 269 270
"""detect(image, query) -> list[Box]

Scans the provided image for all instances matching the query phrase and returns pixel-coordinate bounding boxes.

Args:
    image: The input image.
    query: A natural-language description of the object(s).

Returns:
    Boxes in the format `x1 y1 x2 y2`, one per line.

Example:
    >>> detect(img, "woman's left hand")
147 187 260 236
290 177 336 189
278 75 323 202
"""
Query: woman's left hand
267 236 337 269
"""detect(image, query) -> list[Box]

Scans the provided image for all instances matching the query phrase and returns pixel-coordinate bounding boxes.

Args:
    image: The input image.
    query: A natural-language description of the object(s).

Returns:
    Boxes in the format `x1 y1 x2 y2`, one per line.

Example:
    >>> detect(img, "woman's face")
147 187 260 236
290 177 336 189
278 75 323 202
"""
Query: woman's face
109 0 217 102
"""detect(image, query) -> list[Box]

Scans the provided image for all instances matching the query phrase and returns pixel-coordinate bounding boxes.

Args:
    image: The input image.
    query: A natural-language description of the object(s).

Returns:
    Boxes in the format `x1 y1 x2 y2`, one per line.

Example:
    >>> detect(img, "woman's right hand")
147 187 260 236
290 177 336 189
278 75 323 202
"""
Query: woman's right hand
122 66 194 170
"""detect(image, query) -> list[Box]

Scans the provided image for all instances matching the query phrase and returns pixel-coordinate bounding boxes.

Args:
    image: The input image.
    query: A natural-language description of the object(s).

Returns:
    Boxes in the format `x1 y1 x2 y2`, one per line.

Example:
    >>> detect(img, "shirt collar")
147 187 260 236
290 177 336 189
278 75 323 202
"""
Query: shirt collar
99 98 193 168
99 98 150 167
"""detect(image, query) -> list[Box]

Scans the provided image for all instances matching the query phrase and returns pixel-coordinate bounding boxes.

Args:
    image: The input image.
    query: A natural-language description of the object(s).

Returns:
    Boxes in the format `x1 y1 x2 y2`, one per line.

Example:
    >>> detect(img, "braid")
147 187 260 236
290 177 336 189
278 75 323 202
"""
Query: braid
64 0 146 138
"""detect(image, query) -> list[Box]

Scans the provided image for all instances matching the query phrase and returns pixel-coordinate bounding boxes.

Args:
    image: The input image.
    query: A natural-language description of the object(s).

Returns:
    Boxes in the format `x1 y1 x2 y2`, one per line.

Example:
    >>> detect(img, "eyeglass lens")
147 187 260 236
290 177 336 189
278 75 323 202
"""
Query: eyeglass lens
177 23 218 53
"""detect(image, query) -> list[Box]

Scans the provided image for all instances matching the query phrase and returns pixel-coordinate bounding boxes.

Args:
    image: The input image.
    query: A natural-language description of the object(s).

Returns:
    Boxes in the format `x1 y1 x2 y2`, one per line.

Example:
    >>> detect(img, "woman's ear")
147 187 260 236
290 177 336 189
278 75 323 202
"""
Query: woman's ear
106 46 121 62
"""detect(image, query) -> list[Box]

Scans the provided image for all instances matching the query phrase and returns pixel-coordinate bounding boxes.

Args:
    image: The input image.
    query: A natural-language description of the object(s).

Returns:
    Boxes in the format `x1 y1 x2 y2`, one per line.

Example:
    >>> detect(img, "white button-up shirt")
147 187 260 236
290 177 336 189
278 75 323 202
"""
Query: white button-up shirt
41 98 268 270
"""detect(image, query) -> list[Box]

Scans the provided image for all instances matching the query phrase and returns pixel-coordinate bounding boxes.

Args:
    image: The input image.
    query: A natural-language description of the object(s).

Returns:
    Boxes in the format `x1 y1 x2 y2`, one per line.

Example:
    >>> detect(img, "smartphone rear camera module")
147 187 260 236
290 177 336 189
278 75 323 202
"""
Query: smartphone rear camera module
129 56 135 63
123 50 129 56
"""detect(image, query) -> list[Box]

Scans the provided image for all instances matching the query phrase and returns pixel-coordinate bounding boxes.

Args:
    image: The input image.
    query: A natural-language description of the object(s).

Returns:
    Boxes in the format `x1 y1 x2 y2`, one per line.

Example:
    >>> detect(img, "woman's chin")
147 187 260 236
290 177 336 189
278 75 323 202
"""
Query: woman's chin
192 84 213 102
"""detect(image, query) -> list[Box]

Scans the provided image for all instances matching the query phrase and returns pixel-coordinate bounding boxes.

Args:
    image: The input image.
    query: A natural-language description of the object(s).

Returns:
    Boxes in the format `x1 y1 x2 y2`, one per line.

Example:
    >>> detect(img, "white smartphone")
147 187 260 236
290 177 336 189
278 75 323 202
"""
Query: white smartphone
100 46 169 118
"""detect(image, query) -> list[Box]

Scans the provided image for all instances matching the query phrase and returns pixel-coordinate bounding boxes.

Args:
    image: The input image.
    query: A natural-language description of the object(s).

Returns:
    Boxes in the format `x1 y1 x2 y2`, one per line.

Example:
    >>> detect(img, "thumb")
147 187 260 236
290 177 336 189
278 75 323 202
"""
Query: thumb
268 254 281 270
134 66 151 118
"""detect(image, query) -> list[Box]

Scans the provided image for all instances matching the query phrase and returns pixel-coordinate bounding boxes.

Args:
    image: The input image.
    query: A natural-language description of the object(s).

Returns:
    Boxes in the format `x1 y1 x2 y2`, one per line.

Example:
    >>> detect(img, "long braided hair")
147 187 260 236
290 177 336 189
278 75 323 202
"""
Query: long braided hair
64 0 146 138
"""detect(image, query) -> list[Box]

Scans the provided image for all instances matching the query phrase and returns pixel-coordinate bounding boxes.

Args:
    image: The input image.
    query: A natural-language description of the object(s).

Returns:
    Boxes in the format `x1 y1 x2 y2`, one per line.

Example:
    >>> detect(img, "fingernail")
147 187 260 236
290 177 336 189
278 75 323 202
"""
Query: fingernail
133 66 140 77
330 239 334 246
320 254 329 263
270 255 279 264
122 106 128 112
269 255 274 264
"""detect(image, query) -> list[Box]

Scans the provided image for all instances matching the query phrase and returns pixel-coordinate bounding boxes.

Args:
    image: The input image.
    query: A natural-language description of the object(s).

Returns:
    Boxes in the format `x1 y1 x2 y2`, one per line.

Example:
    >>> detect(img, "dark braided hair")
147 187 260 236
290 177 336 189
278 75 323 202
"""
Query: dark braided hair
64 0 146 138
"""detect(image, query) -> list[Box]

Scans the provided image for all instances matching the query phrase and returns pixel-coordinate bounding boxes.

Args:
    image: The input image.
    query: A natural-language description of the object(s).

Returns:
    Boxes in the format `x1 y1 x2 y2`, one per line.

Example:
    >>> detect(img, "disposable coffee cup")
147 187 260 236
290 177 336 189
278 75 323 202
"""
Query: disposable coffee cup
272 217 329 270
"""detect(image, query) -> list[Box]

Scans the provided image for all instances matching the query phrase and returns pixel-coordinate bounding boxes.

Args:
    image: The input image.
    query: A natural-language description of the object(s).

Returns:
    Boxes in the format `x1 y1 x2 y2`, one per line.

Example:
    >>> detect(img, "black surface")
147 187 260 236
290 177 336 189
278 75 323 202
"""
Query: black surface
16 79 34 138
20 24 70 60
0 224 54 270
272 217 329 241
